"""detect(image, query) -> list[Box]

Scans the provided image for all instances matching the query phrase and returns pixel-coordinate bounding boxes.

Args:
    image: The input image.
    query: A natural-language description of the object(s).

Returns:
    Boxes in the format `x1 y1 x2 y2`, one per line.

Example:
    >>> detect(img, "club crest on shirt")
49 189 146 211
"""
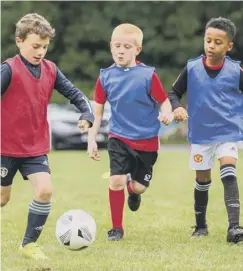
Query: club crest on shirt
194 154 203 163
0 167 8 178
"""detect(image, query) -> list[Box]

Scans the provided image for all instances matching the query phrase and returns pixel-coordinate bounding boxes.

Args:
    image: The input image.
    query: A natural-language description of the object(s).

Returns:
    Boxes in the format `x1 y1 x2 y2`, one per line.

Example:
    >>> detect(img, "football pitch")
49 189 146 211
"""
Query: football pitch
1 150 243 271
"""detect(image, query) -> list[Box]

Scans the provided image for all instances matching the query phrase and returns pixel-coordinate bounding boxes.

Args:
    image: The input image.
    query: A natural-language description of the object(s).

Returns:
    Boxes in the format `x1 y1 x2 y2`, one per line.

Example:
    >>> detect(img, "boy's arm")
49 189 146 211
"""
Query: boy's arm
150 73 172 125
88 103 105 143
167 66 187 110
168 66 188 122
54 67 94 126
1 63 12 96
87 77 106 160
88 77 106 142
87 102 104 160
159 98 172 115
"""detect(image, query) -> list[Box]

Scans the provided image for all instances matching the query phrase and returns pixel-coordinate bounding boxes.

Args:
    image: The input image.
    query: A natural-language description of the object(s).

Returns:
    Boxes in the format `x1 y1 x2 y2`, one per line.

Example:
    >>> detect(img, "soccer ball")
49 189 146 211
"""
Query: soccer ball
56 209 96 250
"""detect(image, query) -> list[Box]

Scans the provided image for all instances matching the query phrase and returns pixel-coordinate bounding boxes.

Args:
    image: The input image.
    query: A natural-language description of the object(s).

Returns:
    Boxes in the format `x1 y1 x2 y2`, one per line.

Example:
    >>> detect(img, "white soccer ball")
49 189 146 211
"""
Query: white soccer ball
56 209 96 250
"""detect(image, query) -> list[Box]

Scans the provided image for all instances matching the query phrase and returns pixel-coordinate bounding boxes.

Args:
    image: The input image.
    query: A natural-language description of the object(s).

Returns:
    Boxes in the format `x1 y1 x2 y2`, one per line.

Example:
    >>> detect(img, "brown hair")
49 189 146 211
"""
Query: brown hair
15 13 55 40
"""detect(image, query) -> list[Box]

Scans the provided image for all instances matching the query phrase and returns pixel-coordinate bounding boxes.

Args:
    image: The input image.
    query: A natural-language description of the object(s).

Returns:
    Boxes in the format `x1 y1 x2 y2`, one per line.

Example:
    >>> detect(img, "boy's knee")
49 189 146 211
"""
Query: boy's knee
131 181 147 194
196 170 211 182
1 186 12 207
1 194 10 207
110 175 127 190
36 186 53 201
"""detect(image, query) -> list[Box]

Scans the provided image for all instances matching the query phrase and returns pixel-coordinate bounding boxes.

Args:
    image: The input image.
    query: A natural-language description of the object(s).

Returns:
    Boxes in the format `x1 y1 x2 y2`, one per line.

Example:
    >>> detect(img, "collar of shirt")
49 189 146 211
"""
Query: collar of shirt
19 54 41 70
203 55 224 70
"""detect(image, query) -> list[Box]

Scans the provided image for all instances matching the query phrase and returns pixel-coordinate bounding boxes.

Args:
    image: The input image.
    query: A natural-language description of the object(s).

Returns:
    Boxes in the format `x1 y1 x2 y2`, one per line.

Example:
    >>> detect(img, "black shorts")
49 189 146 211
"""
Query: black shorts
0 155 50 187
108 138 158 187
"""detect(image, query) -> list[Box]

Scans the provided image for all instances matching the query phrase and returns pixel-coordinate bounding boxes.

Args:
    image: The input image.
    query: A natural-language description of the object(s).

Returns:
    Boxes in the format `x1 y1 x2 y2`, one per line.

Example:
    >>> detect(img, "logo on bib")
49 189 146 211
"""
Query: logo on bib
194 154 203 163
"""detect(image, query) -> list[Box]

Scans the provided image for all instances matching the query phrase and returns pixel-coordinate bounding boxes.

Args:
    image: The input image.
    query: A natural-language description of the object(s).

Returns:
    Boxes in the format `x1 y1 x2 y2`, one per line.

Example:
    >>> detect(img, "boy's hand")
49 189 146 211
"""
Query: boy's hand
87 140 100 161
78 120 91 134
173 107 188 122
158 112 174 126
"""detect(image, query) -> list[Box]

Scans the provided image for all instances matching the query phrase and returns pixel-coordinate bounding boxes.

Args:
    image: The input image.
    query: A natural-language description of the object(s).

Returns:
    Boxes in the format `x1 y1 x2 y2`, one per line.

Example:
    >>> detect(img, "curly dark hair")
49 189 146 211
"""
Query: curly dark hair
205 17 236 41
16 13 55 40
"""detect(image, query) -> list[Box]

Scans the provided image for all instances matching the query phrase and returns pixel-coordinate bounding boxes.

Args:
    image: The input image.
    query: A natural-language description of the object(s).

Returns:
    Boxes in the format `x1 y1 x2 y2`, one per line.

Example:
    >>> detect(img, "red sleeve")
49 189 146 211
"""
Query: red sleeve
150 72 167 103
94 77 106 104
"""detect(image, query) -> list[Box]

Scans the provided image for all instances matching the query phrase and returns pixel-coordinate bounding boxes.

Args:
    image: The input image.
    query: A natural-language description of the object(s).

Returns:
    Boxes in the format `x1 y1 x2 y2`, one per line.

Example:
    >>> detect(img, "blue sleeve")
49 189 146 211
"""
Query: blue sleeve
54 68 94 126
1 63 12 96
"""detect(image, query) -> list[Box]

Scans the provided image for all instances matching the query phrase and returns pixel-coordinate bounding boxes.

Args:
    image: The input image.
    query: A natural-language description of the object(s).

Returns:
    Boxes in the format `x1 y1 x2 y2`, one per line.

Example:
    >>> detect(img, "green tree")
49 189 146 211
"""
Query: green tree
2 1 243 103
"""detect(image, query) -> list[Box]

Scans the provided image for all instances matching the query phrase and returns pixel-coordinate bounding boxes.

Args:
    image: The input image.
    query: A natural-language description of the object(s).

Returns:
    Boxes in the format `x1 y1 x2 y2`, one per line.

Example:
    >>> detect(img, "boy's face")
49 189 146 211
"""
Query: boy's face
204 27 233 63
16 33 50 65
110 34 142 67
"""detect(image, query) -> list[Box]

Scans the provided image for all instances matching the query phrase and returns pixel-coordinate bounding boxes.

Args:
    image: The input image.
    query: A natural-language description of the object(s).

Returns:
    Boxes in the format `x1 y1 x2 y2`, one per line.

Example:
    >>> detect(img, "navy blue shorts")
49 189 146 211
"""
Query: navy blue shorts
0 155 50 187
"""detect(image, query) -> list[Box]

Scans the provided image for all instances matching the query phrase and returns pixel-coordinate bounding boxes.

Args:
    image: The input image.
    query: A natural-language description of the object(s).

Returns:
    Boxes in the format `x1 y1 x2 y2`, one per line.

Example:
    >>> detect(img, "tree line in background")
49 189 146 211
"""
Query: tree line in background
2 1 243 103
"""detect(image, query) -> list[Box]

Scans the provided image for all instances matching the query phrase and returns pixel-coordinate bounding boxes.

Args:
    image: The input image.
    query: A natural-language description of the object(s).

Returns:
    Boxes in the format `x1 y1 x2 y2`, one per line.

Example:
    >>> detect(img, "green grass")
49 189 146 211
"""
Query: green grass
1 150 243 271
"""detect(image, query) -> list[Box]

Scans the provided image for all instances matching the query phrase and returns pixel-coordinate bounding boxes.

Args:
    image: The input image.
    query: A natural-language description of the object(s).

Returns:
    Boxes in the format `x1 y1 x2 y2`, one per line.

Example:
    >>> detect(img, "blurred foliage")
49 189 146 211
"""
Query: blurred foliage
1 1 243 103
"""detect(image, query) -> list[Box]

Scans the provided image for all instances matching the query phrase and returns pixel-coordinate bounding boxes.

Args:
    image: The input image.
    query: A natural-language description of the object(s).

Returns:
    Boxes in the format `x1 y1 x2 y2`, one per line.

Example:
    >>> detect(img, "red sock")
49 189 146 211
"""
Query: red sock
109 188 125 230
127 182 135 194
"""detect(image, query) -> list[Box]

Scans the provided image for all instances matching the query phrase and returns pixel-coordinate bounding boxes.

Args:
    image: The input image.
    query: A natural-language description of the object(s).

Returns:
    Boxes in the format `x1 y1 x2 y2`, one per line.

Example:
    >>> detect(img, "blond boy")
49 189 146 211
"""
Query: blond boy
88 23 173 240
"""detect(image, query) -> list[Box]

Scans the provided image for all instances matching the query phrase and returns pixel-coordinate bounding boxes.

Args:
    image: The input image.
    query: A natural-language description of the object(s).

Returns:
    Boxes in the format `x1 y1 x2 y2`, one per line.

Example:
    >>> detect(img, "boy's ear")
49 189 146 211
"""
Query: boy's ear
227 42 233 52
16 37 23 48
136 46 142 56
110 41 112 52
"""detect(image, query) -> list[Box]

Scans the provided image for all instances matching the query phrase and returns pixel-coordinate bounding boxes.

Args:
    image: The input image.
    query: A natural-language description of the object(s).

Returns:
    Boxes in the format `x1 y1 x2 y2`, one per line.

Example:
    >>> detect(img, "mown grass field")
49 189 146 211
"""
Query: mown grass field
1 150 243 271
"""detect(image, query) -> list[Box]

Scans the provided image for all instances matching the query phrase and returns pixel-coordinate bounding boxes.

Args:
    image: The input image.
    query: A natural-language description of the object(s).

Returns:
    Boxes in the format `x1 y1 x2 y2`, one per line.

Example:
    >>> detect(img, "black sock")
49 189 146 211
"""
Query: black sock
194 179 211 228
220 164 240 229
22 200 51 247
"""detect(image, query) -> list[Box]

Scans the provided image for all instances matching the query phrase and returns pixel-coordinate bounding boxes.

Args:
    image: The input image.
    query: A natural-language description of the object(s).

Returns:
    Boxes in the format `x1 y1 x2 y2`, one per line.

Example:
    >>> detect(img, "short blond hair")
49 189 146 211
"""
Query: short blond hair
111 23 143 47
15 13 55 40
